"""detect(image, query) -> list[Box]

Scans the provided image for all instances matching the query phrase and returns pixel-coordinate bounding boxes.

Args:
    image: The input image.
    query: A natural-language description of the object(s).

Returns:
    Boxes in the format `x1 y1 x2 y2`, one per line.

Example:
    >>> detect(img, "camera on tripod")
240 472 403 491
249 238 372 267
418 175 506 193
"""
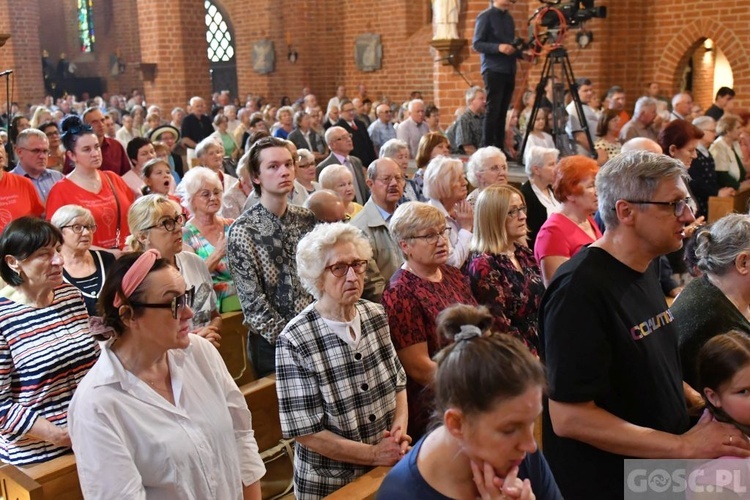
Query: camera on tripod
536 0 607 29
513 0 607 52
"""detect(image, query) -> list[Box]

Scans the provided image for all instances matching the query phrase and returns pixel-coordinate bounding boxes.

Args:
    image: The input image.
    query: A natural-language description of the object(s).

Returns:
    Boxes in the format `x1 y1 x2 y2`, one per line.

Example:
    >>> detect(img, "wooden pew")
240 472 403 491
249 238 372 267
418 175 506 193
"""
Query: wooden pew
324 466 392 500
0 453 82 500
707 188 750 222
219 311 256 387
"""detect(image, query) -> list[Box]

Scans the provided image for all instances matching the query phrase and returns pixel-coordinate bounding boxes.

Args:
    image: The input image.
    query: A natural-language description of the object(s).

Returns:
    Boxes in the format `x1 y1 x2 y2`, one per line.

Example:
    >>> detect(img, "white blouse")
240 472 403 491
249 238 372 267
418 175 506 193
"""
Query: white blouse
69 334 265 500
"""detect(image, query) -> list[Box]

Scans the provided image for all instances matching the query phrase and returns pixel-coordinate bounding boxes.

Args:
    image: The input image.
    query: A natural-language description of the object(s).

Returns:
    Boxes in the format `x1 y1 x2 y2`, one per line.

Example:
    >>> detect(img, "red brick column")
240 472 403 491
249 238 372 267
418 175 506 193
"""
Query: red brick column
0 0 44 107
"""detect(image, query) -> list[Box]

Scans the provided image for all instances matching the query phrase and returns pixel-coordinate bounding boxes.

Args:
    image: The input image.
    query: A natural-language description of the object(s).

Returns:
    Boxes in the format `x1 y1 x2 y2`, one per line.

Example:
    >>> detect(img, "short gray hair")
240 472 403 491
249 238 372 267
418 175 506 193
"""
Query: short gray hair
693 214 750 276
324 126 345 147
379 138 408 160
195 136 223 158
389 202 447 258
466 146 505 186
276 106 294 121
408 99 424 112
524 146 559 176
50 204 95 229
596 151 687 230
297 148 315 165
465 86 485 106
319 164 351 190
296 222 373 299
16 128 48 148
178 166 223 213
692 116 716 130
633 97 657 118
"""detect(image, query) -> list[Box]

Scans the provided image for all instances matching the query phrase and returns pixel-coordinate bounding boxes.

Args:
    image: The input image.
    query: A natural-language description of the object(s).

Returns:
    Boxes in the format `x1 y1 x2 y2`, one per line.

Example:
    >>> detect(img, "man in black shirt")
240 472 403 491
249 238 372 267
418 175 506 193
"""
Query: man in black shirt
540 151 750 499
705 86 735 121
180 96 214 149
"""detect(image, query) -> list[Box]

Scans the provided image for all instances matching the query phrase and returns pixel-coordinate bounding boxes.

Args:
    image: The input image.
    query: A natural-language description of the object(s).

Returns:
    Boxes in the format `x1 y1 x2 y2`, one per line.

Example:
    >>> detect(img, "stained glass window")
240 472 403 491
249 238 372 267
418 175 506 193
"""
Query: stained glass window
204 0 234 62
77 0 95 53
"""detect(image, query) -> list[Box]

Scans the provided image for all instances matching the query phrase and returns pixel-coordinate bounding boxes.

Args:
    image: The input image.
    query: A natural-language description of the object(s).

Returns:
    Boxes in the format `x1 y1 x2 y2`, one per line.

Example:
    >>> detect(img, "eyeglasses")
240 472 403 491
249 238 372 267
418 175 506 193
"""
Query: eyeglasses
298 162 315 168
144 214 186 232
334 133 353 141
131 286 195 319
621 198 693 217
19 147 51 156
507 205 528 218
197 189 222 200
408 227 451 245
61 223 97 234
376 175 406 185
341 107 355 113
325 259 368 277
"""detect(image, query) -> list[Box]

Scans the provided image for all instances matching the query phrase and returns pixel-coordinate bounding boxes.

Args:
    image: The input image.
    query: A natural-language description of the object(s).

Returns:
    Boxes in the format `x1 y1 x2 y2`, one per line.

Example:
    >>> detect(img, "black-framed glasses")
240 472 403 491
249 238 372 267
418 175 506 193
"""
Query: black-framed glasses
325 260 368 277
144 214 186 232
130 286 195 319
621 198 693 217
409 227 451 245
508 205 528 218
61 223 98 234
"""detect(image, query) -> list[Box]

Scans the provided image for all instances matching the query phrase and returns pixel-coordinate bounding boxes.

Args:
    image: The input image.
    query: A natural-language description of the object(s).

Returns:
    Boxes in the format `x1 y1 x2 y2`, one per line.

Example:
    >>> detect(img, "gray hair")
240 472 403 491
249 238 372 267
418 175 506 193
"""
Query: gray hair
379 138 408 159
324 126 346 147
389 202 447 258
524 146 559 176
297 148 315 165
276 106 294 121
50 204 95 229
692 116 716 130
195 136 223 158
465 86 485 106
408 99 424 112
423 156 464 201
466 146 505 186
596 151 687 230
694 214 750 276
178 166 223 213
296 222 373 299
189 96 204 108
16 128 48 148
633 96 657 118
319 164 351 190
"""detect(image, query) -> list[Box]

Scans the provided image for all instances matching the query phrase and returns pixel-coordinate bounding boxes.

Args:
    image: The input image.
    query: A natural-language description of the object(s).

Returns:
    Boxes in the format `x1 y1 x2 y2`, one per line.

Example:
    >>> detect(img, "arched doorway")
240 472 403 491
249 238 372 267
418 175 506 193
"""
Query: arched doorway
204 0 238 99
678 38 734 112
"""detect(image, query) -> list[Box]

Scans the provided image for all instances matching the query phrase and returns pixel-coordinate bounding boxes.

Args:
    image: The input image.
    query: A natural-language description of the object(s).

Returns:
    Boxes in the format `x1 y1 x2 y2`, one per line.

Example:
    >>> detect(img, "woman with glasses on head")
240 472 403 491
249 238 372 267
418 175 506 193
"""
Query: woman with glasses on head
51 205 116 316
383 202 477 441
276 223 409 499
465 185 545 357
68 251 265 499
128 194 221 348
180 166 237 312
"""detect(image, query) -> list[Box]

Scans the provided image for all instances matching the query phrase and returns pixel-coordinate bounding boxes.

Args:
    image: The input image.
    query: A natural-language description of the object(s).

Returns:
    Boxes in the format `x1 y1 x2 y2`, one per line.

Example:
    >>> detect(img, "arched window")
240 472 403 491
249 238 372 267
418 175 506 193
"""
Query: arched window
204 0 235 62
77 0 95 53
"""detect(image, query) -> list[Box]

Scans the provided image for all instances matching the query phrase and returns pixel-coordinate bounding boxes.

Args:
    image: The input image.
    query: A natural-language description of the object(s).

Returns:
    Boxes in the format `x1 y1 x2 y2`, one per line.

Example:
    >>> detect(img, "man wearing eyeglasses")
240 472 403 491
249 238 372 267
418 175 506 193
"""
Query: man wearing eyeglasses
317 126 369 204
12 129 63 205
368 104 397 153
351 158 405 302
337 99 377 168
539 151 750 499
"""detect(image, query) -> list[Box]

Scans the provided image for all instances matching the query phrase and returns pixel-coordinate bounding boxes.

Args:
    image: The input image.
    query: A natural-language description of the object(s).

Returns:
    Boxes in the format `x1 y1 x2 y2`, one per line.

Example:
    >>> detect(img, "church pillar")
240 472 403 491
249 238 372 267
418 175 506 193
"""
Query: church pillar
0 0 45 106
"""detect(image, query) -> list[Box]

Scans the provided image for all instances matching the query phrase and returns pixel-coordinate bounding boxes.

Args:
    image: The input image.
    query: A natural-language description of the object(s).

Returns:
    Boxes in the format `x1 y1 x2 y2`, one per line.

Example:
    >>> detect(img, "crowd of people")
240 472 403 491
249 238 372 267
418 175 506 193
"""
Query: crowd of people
3 62 750 498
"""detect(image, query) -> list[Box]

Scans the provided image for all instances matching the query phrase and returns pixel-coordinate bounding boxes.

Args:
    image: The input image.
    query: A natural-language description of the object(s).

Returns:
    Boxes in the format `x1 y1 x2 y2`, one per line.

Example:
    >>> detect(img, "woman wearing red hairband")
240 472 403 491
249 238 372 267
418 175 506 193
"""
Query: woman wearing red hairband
68 250 265 499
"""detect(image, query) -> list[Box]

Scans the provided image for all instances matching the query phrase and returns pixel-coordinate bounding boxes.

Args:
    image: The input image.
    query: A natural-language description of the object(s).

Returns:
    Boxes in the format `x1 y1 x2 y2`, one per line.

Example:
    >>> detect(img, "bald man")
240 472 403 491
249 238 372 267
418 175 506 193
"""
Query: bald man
304 189 347 223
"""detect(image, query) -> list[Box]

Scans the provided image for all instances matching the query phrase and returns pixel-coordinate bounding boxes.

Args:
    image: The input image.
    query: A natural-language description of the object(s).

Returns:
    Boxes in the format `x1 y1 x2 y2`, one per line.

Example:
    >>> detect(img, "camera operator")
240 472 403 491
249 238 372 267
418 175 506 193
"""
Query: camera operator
473 0 522 151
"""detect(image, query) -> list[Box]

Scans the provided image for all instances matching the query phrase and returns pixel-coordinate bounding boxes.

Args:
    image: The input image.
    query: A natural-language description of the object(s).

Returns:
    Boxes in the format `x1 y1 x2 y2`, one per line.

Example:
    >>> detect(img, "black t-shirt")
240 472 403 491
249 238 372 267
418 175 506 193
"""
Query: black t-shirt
539 247 690 500
180 114 214 144
63 249 116 316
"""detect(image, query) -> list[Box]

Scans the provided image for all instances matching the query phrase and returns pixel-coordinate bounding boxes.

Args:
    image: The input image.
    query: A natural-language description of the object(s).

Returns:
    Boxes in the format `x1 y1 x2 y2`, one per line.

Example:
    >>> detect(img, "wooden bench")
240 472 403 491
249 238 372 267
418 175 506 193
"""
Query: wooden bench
219 311 256 387
324 466 392 500
708 188 750 222
0 453 82 500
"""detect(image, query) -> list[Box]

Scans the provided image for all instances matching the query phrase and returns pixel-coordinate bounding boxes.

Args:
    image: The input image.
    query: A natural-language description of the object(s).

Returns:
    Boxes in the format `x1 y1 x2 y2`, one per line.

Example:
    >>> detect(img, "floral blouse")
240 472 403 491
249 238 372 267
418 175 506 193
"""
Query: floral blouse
183 219 235 308
465 245 545 356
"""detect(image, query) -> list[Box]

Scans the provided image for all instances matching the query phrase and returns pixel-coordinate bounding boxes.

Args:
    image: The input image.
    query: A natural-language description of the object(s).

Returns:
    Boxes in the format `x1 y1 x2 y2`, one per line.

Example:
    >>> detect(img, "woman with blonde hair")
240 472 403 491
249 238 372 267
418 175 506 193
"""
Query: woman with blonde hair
465 185 545 356
319 164 364 219
710 114 750 191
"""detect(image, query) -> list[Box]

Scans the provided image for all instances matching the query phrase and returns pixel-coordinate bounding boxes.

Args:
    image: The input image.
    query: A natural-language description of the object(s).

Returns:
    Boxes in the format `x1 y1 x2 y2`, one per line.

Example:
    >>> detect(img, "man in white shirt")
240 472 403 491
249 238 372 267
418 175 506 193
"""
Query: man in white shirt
115 114 139 149
396 99 430 157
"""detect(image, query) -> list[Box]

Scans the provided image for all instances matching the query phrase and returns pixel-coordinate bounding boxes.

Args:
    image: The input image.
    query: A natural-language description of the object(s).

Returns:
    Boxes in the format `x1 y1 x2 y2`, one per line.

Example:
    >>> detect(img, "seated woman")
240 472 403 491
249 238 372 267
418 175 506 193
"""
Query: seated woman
51 205 116 316
211 113 239 161
594 109 622 166
181 167 236 312
379 139 422 203
423 156 473 268
710 114 750 191
414 132 451 197
191 136 238 192
534 155 601 286
673 214 750 389
465 146 509 205
522 108 556 165
294 148 320 197
383 202 477 440
377 304 562 500
123 137 157 197
68 251 264 498
690 116 735 218
39 121 65 172
128 194 221 346
318 164 363 219
276 223 409 499
0 217 99 465
522 146 561 250
466 185 545 356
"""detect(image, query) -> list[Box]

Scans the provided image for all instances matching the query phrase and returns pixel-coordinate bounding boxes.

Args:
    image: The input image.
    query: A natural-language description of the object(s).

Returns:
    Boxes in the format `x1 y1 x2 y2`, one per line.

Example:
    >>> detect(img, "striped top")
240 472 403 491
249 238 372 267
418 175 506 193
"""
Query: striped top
0 284 99 465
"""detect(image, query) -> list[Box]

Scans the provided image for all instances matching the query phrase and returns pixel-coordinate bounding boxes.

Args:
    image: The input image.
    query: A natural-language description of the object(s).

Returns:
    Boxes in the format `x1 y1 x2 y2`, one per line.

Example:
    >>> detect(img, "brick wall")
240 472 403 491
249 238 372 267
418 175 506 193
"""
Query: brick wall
0 0 44 107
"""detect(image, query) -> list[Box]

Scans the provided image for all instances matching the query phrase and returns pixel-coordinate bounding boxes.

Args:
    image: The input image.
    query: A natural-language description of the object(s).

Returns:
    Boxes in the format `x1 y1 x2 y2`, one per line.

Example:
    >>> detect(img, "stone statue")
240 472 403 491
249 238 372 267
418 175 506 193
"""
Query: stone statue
433 0 460 40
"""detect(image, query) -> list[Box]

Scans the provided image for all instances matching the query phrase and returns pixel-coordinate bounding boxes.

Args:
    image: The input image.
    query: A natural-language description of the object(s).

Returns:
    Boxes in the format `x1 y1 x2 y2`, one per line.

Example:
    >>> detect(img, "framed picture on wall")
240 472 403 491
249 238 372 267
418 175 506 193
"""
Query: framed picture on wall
355 34 382 72
252 39 275 74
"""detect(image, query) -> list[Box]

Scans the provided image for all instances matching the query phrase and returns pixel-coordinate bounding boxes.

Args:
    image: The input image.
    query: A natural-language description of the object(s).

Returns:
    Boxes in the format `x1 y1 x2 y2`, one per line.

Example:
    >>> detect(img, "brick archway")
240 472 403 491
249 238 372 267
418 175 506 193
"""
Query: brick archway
656 18 750 95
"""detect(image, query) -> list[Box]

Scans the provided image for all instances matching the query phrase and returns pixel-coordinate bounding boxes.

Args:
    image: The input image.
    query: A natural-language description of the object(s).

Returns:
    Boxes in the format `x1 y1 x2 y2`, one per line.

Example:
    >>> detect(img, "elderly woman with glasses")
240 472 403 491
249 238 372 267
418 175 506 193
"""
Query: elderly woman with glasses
50 205 116 316
276 223 409 499
295 148 320 196
465 185 545 357
180 166 236 312
128 194 221 347
383 202 477 441
465 146 509 205
68 251 265 499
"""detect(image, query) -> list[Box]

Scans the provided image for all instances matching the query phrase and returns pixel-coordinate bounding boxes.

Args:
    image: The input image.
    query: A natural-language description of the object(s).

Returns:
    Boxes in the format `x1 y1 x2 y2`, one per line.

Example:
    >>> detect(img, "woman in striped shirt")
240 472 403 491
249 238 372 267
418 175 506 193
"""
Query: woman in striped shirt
0 217 99 465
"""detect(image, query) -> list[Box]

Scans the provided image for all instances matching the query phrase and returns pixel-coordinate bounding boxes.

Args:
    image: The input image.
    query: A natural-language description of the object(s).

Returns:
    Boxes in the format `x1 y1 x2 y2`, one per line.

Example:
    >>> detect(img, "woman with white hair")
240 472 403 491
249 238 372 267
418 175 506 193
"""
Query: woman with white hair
423 156 473 267
272 106 295 139
379 139 422 202
319 164 364 219
180 167 236 312
295 148 320 195
51 205 116 316
193 136 238 192
521 146 561 250
465 146 509 205
691 116 735 218
710 114 750 191
275 222 409 499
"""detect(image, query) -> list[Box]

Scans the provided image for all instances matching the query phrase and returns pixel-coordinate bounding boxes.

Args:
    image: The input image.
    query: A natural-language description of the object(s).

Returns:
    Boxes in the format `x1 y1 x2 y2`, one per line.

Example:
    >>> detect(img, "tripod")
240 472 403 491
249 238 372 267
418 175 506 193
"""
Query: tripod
520 47 595 162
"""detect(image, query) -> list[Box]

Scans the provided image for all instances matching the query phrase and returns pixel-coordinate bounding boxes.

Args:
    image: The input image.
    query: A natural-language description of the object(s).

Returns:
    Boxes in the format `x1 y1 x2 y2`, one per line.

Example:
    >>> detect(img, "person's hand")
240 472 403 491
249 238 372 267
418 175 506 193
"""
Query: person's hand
718 187 736 197
498 44 516 55
740 180 750 192
211 231 227 260
470 462 535 500
193 326 222 348
51 426 72 448
684 384 705 416
454 200 474 231
681 409 750 459
371 430 403 466
389 424 412 455
683 216 705 238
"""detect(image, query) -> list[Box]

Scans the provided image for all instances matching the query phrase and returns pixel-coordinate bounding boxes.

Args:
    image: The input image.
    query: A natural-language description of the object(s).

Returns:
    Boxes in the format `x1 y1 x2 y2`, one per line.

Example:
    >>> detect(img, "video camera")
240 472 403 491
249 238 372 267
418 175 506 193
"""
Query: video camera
513 0 607 52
